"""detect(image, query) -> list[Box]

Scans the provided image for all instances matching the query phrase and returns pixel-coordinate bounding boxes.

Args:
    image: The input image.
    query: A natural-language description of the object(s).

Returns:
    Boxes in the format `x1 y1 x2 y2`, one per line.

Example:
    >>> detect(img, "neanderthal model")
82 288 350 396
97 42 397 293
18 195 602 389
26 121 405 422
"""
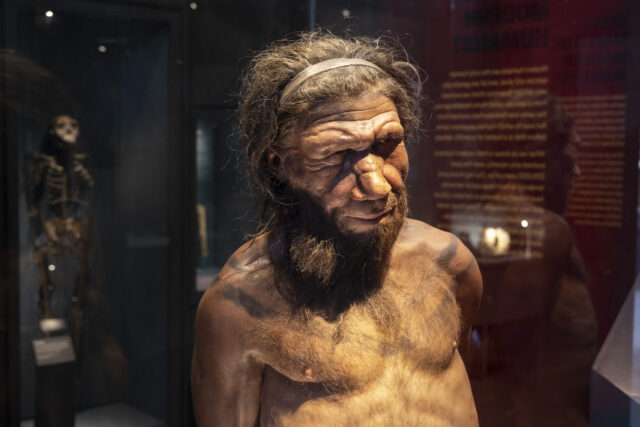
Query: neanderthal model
26 115 93 355
191 32 483 426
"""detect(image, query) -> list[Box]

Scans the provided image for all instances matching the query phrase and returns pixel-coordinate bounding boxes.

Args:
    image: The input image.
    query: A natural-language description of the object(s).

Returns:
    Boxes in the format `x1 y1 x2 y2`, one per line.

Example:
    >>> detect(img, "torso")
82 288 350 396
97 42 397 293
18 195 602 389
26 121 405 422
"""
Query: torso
213 219 478 426
261 352 475 426
30 152 93 219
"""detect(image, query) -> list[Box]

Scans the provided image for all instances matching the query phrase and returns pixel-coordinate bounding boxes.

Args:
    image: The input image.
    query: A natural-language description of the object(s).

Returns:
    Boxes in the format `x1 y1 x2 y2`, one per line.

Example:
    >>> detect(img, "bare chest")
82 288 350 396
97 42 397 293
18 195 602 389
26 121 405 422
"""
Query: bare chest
253 269 461 392
259 350 477 427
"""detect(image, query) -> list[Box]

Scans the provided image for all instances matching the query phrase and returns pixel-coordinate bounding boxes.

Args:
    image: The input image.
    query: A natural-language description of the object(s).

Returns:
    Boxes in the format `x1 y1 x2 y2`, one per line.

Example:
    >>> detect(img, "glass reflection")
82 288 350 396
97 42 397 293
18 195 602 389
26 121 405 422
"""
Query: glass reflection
436 89 598 426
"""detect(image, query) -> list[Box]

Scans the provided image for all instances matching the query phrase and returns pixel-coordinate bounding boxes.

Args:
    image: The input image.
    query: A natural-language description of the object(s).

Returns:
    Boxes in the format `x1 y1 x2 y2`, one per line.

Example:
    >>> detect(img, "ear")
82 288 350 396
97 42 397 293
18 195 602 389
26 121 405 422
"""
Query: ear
268 149 287 182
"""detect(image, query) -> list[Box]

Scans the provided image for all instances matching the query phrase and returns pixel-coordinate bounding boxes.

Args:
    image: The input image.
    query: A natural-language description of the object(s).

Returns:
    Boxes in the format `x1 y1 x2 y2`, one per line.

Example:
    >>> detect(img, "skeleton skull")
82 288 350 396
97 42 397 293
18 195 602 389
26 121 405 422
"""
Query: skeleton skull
50 115 79 145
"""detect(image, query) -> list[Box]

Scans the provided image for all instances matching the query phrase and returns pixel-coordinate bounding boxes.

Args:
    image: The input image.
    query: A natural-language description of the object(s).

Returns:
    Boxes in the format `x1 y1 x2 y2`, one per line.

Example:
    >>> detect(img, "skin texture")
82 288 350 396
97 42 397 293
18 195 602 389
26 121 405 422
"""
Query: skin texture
192 91 482 426
468 117 595 426
281 91 407 235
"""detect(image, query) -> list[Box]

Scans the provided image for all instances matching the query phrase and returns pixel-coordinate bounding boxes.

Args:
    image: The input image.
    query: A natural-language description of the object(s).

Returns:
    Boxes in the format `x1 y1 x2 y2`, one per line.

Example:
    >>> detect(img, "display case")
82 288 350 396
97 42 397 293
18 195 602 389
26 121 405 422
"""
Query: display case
2 0 190 425
591 274 640 426
1 0 639 426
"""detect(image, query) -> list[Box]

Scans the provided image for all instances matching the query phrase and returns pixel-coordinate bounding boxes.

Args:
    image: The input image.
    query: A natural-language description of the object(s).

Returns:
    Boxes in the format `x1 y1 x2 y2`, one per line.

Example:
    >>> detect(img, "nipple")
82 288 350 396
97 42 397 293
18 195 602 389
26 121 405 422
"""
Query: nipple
304 368 313 379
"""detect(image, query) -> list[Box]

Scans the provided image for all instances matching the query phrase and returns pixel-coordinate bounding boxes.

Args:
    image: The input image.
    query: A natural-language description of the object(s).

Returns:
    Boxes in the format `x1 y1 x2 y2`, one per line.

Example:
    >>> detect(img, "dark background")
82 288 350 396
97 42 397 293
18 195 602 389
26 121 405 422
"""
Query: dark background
0 0 638 426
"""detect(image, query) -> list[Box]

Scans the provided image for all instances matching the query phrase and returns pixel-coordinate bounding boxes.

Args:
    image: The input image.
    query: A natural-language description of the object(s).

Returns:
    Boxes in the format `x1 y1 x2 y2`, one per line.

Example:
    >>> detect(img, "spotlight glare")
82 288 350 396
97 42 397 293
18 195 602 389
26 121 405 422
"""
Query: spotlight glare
97 45 107 53
521 219 529 228
48 264 56 272
189 2 198 10
45 10 54 18
342 9 351 17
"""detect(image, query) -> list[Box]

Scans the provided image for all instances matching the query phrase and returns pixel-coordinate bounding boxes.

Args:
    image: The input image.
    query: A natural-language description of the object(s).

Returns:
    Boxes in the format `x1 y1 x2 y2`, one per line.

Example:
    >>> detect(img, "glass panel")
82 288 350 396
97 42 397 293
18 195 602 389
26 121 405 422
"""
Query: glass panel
10 3 176 425
194 113 252 292
188 1 638 425
1 0 638 426
591 274 640 426
375 1 638 425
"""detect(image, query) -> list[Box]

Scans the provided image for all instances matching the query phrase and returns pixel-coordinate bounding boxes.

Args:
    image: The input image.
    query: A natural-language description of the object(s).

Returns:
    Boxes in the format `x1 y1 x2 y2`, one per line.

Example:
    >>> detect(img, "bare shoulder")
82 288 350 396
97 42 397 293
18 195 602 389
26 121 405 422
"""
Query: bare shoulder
192 237 269 425
398 219 477 274
195 234 276 349
396 218 482 307
214 233 273 285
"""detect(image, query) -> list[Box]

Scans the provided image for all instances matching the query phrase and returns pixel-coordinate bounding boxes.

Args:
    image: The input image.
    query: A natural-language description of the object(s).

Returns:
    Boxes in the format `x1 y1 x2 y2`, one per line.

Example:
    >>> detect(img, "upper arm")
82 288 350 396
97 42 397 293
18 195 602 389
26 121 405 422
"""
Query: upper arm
451 240 483 364
407 221 482 353
192 285 264 426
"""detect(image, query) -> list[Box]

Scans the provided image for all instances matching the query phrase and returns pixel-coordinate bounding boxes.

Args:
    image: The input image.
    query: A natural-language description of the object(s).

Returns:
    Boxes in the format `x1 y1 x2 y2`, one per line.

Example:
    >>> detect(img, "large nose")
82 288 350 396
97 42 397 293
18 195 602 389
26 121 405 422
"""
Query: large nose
350 151 391 201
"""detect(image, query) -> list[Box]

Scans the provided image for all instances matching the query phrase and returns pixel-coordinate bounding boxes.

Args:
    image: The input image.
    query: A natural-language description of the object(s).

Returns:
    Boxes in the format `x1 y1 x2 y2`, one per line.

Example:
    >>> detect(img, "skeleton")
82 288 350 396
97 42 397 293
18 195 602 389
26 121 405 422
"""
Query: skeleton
25 115 93 356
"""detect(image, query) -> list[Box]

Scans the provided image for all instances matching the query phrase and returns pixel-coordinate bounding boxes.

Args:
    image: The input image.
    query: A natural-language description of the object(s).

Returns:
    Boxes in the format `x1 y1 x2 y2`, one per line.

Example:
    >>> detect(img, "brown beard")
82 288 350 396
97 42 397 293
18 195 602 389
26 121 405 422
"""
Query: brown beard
269 187 408 315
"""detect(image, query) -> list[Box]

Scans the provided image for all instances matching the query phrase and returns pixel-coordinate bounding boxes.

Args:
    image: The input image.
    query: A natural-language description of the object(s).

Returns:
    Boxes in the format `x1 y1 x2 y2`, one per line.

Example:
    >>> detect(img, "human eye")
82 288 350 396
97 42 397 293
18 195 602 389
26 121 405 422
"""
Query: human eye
371 136 402 157
307 149 348 171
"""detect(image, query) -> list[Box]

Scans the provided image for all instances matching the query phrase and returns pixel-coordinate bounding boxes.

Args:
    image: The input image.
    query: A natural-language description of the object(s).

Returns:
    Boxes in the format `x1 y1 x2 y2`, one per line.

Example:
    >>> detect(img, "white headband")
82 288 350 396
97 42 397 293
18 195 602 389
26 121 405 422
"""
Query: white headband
279 57 384 104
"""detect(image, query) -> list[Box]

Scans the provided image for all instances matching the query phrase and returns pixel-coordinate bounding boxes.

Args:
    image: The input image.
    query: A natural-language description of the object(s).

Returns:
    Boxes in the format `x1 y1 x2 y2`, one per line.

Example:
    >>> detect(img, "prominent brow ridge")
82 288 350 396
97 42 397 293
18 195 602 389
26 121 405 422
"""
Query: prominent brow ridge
309 119 403 139
310 106 399 125
311 136 403 159
374 132 404 143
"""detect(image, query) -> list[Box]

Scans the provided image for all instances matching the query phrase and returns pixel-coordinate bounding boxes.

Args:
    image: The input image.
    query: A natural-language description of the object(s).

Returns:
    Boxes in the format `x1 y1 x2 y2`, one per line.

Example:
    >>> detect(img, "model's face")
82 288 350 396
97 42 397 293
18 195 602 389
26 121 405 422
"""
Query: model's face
51 115 79 144
547 126 581 214
280 91 408 235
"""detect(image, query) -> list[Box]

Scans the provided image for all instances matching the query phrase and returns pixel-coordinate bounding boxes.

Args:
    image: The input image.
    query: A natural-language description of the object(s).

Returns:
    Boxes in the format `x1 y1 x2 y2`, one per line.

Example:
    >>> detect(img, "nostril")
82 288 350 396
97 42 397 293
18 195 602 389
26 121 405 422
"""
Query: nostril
351 186 366 201
358 171 391 199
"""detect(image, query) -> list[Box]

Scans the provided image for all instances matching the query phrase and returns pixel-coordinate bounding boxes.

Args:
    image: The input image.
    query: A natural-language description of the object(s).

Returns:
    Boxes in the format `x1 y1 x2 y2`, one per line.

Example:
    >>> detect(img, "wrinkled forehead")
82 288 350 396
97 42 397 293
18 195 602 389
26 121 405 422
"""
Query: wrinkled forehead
278 73 403 150
298 88 398 127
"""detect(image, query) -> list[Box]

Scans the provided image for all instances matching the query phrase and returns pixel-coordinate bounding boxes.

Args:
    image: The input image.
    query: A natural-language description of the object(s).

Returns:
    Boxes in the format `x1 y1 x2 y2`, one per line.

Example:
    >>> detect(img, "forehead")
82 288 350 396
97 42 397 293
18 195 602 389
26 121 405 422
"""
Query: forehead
304 91 399 125
295 91 404 158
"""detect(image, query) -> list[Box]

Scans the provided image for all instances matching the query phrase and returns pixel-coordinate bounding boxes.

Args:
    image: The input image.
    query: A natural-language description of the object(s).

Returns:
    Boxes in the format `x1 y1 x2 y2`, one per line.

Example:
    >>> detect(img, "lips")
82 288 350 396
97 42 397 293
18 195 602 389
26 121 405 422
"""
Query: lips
347 210 391 224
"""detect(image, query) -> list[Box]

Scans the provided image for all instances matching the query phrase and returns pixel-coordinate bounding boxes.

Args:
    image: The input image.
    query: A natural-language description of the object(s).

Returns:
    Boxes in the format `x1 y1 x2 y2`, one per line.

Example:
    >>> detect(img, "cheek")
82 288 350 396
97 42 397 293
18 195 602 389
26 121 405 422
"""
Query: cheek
384 146 409 189
282 152 341 200
324 172 357 209
281 152 307 184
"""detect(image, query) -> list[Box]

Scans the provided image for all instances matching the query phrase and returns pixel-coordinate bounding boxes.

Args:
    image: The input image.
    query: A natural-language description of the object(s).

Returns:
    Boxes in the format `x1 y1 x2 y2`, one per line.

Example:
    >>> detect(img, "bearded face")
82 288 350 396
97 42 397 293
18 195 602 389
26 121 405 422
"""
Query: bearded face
272 90 409 311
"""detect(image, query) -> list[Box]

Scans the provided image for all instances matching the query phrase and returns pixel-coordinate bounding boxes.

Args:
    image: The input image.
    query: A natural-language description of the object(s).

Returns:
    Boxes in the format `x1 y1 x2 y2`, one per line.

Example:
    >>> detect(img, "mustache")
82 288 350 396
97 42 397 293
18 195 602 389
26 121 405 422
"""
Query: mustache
339 188 404 218
268 184 408 312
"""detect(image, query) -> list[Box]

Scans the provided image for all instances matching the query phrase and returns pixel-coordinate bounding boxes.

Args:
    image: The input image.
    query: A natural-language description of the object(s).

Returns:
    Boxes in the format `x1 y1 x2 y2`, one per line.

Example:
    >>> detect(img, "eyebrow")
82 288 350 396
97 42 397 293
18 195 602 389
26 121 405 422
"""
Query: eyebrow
311 130 405 158
307 101 396 125
374 132 405 142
